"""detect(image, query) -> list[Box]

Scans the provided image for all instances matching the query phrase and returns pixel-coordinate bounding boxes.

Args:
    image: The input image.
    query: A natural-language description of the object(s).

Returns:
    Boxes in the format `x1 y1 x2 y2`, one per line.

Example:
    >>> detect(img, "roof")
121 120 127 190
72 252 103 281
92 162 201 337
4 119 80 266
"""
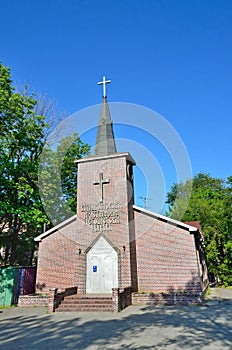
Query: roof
184 221 202 231
34 207 199 243
133 205 198 233
34 215 77 242
94 96 117 156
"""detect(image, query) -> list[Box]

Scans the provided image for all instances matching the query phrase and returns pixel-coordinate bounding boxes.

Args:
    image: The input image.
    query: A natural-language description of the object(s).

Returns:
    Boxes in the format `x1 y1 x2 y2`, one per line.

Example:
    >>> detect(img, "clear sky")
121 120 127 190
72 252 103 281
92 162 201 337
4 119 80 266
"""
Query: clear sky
1 0 232 212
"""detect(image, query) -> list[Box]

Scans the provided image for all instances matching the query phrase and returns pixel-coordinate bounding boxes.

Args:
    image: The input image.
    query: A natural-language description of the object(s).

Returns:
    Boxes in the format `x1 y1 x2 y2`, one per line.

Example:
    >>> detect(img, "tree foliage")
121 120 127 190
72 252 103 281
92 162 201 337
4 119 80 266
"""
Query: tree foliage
0 63 90 266
166 173 232 286
39 133 90 225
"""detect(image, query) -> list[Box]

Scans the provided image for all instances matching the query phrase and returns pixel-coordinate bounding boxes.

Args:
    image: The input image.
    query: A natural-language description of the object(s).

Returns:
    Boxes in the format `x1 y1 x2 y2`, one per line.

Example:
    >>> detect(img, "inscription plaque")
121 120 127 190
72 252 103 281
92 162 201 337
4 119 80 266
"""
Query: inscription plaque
81 202 122 232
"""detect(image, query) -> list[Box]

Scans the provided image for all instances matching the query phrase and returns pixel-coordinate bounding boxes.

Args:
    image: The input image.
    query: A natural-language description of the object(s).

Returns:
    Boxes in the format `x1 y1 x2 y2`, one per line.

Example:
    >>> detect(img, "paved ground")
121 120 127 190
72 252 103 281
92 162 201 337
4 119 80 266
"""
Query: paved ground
0 288 232 350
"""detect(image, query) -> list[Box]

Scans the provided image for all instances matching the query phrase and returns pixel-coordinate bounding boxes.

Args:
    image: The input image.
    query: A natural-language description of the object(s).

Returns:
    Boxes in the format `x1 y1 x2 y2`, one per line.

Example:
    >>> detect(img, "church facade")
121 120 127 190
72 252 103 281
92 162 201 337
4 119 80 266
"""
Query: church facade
34 79 208 310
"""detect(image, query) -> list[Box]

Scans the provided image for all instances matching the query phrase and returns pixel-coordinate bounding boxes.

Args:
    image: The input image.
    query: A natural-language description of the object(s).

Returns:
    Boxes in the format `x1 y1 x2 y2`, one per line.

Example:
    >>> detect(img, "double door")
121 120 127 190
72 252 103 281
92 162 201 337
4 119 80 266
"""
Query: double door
86 236 118 294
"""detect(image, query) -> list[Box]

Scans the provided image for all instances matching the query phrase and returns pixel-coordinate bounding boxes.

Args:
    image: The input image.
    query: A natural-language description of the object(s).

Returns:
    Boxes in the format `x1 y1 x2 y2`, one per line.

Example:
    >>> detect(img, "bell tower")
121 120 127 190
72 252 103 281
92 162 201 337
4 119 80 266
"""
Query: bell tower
75 76 137 292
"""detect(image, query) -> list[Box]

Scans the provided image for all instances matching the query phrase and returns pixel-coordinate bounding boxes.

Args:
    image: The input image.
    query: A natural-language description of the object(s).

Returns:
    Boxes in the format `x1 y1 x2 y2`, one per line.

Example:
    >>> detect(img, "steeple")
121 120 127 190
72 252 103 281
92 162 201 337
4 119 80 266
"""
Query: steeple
94 76 117 156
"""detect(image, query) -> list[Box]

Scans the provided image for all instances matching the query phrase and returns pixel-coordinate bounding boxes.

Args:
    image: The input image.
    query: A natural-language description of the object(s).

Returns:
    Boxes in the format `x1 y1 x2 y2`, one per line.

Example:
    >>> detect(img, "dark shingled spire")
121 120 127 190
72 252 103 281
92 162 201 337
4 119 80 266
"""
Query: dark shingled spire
94 96 117 156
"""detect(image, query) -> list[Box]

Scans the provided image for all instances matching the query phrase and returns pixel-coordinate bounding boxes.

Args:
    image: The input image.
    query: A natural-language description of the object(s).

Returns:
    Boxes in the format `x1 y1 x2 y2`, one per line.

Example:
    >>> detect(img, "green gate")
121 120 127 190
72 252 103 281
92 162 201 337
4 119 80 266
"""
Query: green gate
0 267 20 306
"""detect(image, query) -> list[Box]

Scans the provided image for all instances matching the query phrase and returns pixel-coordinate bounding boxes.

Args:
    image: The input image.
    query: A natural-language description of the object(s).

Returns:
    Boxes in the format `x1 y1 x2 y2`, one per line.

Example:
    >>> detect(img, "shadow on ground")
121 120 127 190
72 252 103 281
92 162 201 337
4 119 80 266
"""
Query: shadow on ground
0 301 232 350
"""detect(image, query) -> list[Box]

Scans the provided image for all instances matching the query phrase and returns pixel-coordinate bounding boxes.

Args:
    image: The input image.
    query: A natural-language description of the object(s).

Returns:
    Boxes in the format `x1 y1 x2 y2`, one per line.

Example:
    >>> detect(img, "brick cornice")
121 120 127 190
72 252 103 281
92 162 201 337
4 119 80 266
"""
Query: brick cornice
75 152 136 165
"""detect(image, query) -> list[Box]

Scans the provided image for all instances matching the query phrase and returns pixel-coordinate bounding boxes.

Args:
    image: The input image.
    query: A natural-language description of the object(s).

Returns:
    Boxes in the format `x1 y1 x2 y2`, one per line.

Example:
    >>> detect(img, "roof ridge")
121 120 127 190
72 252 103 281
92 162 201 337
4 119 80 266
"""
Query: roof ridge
133 205 198 232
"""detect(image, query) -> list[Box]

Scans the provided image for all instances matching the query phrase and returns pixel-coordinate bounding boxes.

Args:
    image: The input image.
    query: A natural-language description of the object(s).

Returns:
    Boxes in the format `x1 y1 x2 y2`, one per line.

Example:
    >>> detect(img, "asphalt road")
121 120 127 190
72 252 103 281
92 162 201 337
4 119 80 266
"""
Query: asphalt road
0 289 232 350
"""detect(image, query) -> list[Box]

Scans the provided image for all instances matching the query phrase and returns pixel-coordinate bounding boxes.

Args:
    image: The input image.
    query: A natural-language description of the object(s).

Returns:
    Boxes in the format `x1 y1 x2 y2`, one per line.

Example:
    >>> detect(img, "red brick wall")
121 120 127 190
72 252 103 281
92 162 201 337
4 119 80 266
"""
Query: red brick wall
75 154 135 290
18 295 49 307
134 209 202 294
36 152 203 297
36 153 136 293
36 227 79 292
132 292 203 305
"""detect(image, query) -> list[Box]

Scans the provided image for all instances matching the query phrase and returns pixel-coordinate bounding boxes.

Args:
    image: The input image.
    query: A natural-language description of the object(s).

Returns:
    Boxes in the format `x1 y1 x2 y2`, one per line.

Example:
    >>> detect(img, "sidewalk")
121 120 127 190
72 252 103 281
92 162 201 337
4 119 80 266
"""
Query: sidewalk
0 289 232 350
205 287 232 301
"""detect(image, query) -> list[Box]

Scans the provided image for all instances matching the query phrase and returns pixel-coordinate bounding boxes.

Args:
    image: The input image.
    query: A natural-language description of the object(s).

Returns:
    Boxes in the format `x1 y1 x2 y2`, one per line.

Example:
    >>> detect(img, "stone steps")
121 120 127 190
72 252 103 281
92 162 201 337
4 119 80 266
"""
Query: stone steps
56 294 113 312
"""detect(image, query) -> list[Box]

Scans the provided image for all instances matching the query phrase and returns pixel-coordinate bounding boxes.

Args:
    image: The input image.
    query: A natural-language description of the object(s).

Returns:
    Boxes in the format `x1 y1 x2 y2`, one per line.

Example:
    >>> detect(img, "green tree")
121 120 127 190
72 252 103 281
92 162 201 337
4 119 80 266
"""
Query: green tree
166 173 232 286
0 63 49 265
39 133 90 224
0 62 90 266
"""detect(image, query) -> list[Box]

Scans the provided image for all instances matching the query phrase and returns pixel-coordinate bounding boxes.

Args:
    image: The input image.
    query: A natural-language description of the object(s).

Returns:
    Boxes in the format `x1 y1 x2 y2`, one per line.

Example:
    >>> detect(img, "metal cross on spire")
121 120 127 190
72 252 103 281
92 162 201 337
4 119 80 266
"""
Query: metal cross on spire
98 76 111 97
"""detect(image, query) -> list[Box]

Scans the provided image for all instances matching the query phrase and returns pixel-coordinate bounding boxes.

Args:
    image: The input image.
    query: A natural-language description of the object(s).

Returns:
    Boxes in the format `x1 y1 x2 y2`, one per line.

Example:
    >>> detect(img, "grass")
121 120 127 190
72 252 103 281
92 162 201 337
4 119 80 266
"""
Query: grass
0 304 18 309
205 287 211 296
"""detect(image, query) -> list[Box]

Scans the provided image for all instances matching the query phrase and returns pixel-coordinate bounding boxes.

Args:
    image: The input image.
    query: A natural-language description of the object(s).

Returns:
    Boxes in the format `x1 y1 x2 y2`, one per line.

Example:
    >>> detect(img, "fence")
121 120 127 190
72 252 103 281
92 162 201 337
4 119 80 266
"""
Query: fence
0 266 36 306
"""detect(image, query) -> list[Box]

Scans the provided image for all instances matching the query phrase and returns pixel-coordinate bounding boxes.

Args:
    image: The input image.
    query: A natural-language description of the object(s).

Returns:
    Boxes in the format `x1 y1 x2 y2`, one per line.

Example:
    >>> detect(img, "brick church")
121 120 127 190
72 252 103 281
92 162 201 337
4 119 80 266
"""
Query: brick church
34 77 208 311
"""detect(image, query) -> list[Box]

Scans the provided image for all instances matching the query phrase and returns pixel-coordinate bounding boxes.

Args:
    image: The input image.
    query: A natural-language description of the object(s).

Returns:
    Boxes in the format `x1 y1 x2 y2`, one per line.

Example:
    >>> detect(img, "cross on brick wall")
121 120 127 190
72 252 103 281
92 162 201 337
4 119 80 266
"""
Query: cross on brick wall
93 172 110 203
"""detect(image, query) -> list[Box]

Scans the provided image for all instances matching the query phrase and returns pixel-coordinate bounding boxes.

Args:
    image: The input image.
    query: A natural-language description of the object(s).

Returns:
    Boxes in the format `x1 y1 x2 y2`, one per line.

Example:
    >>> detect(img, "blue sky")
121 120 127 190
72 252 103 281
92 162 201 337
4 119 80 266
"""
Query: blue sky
1 0 232 212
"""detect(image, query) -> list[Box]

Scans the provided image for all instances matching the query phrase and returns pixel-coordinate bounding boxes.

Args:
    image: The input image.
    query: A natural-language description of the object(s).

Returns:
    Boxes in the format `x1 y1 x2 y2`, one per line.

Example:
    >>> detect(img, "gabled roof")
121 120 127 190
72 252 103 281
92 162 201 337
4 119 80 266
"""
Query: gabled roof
133 205 198 233
34 207 199 243
34 215 77 242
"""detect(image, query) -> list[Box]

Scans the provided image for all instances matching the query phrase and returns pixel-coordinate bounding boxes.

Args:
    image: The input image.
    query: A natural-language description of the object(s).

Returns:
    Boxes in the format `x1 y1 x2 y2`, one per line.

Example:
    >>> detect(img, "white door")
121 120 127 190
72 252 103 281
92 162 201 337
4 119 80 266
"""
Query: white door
86 236 118 294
